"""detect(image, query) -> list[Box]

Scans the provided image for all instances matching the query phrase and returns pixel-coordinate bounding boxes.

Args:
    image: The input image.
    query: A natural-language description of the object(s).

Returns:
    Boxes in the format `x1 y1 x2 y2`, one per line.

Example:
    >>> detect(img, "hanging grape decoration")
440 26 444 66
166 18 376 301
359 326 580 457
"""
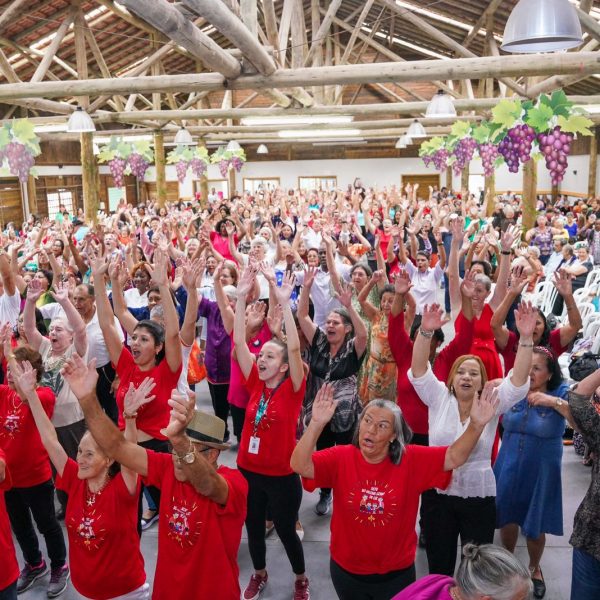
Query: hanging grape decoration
166 145 209 183
97 138 154 186
0 120 41 183
210 146 246 177
419 91 594 183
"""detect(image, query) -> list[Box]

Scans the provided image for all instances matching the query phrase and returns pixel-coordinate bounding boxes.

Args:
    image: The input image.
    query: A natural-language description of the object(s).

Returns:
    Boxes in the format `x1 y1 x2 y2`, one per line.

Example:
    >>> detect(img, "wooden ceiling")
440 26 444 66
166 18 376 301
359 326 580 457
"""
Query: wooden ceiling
0 0 599 144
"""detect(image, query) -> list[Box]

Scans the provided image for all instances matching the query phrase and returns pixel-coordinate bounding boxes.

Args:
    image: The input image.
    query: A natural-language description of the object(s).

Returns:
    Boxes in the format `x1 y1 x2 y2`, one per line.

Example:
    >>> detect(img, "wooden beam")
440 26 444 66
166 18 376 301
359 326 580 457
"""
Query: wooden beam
261 0 279 60
72 1 89 109
181 0 276 75
0 0 29 34
290 0 305 70
589 128 598 197
81 132 99 224
522 160 537 231
120 0 242 79
2 53 599 100
30 13 74 83
154 131 167 208
340 0 375 65
310 0 323 102
278 0 294 67
305 0 342 65
576 7 600 45
462 0 502 49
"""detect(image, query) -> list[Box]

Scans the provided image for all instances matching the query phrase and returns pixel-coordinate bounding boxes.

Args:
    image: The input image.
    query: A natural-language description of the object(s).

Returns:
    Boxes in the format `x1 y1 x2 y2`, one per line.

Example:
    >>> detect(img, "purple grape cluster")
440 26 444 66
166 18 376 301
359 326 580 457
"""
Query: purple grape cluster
478 143 500 177
230 156 244 172
5 141 35 183
108 157 127 187
452 137 477 176
127 153 149 181
189 157 207 178
498 124 536 173
175 160 189 183
431 148 450 172
218 159 229 178
538 126 574 185
422 155 432 168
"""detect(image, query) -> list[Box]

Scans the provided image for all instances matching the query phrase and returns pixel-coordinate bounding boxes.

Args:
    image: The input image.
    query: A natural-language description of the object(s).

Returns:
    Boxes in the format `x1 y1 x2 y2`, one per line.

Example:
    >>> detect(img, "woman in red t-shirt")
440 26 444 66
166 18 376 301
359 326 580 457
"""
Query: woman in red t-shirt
13 357 149 600
91 249 182 524
233 266 310 600
291 386 500 600
0 449 19 599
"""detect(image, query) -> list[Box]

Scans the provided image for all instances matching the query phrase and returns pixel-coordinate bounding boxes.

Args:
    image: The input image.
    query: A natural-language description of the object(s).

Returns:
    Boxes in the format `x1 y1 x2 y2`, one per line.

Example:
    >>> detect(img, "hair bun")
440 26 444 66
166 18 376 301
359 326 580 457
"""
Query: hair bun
462 543 481 561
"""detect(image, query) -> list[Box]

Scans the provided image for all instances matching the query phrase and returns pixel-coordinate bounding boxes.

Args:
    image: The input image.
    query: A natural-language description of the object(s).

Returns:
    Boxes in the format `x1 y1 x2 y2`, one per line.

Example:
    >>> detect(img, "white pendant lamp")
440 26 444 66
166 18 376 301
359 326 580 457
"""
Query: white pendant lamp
226 140 241 151
174 126 194 145
425 90 456 118
400 134 412 146
407 120 427 138
257 144 269 154
501 0 583 53
395 138 405 149
67 107 96 133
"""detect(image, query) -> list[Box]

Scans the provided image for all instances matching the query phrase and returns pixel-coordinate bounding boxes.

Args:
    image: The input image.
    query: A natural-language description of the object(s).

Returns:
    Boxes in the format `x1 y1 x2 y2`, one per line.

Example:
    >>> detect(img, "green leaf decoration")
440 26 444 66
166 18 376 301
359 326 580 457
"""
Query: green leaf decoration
167 145 194 163
116 142 132 159
12 119 41 156
521 100 534 113
418 137 445 156
194 146 210 160
494 156 504 168
557 114 594 136
0 127 10 150
449 120 472 139
491 99 522 129
548 90 572 117
472 122 491 144
525 104 554 133
97 147 116 163
132 140 154 162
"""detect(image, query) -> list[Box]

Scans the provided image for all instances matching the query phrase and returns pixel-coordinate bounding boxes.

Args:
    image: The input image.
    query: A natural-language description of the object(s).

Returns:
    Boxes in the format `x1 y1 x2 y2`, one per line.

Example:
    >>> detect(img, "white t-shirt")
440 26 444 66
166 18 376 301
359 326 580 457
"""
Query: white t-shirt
404 261 444 314
123 287 148 309
0 291 21 327
407 365 529 498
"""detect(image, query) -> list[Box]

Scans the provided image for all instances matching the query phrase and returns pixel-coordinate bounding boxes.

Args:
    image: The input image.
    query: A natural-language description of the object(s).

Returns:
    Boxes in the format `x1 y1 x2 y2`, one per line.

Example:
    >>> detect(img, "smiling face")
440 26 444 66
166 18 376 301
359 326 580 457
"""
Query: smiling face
281 224 293 239
358 405 396 464
472 281 489 309
380 291 394 315
48 318 73 354
451 358 483 398
307 249 319 268
577 247 589 262
256 340 288 383
133 268 150 293
148 290 161 311
130 325 162 366
219 267 235 286
34 271 50 291
104 233 117 251
76 432 111 482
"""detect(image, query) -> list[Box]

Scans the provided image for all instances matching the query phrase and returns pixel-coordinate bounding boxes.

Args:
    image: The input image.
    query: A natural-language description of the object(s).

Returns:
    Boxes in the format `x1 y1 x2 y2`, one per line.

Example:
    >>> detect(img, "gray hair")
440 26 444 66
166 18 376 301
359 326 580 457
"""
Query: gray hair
352 399 412 465
49 317 73 335
474 273 492 292
457 543 533 600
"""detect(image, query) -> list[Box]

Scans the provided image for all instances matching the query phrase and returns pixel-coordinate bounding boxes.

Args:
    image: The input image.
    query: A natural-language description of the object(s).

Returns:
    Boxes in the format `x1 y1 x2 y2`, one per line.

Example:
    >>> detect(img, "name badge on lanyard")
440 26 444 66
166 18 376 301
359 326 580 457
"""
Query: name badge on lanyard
249 436 260 454
249 381 283 455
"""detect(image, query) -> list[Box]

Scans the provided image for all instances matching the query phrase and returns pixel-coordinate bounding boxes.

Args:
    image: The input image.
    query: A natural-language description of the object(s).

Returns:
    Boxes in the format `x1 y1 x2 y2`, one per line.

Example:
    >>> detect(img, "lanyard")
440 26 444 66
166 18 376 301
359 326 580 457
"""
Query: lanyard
252 380 283 436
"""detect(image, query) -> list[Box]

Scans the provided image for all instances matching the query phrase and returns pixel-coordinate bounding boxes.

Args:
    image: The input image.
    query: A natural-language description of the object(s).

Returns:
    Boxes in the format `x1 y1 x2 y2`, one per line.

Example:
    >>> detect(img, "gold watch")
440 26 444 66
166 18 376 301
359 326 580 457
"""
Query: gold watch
555 398 565 409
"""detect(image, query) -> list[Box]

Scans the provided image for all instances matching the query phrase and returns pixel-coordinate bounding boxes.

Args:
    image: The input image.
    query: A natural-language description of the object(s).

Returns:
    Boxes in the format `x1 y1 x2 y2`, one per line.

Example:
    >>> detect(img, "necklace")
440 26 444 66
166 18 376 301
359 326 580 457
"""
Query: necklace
85 475 110 507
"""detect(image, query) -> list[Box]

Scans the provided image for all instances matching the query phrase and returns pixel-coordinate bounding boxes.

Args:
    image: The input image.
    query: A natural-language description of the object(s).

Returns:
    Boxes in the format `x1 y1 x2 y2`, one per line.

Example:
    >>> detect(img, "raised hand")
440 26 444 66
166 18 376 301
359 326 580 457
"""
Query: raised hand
553 268 573 298
89 251 109 278
337 281 354 309
0 323 12 358
259 262 276 287
266 303 283 337
421 303 449 332
514 300 537 339
26 278 44 303
393 269 412 296
50 280 70 304
501 225 520 252
160 390 195 440
508 265 528 295
460 269 476 298
237 264 257 297
182 257 204 291
61 355 99 400
303 265 318 289
274 271 296 305
371 269 385 285
123 377 156 416
311 383 337 426
247 300 266 330
469 382 500 428
10 360 38 397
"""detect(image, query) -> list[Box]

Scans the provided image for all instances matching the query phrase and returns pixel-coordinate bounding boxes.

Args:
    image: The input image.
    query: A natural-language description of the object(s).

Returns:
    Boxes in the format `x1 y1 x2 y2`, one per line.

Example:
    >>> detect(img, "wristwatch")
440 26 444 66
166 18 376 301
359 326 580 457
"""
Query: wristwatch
555 398 565 409
180 449 196 464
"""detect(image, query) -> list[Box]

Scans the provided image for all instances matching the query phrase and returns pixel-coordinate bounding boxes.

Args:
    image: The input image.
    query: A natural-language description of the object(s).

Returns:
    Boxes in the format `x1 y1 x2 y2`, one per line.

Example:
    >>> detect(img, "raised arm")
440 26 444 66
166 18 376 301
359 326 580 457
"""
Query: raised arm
489 266 528 350
510 301 536 387
0 248 16 296
297 266 318 345
552 269 582 346
357 271 383 321
411 304 448 378
447 216 464 318
148 249 182 373
489 225 518 311
213 262 235 334
109 260 138 336
180 258 204 347
233 265 258 380
51 281 87 358
23 279 45 351
337 281 368 358
323 234 343 296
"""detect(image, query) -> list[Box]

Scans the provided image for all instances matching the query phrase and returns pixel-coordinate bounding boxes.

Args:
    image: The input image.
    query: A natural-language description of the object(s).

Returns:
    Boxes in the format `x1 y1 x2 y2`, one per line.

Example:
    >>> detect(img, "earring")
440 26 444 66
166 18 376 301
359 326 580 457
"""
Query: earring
450 385 455 395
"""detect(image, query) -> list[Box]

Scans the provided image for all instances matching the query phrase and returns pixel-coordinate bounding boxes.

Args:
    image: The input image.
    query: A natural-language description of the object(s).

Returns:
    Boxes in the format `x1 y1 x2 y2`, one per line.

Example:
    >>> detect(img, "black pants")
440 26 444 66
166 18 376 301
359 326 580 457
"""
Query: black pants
421 490 496 575
239 467 305 575
54 419 87 510
316 424 354 496
5 480 66 571
330 559 415 600
138 438 169 532
0 581 17 600
96 362 118 424
208 382 230 438
230 404 245 443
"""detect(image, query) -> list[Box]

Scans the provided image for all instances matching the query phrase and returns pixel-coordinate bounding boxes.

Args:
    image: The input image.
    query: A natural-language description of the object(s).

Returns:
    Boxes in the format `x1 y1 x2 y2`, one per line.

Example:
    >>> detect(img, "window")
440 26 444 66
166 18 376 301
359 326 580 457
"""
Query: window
194 179 229 201
108 187 127 212
46 190 74 220
243 177 280 194
298 176 337 191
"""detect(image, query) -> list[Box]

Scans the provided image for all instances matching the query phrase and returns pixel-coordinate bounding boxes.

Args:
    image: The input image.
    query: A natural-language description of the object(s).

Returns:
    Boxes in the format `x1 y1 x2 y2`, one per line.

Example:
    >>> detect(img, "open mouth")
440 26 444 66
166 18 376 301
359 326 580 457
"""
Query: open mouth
131 350 141 360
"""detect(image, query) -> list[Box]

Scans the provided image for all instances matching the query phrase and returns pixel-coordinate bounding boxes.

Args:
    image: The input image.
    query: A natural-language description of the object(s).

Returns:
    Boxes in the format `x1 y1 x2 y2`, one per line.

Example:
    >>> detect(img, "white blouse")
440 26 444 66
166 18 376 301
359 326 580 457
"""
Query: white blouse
407 365 529 499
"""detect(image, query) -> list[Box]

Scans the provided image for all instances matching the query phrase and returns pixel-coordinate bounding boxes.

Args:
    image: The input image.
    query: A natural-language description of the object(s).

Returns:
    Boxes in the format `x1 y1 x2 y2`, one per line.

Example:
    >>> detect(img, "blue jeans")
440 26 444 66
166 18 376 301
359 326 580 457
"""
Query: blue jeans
571 547 600 600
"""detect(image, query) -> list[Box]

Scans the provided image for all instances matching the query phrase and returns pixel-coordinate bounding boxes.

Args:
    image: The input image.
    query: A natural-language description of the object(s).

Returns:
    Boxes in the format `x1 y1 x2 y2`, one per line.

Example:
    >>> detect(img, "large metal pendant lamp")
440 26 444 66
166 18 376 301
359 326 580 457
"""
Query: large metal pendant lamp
425 90 456 118
501 0 583 53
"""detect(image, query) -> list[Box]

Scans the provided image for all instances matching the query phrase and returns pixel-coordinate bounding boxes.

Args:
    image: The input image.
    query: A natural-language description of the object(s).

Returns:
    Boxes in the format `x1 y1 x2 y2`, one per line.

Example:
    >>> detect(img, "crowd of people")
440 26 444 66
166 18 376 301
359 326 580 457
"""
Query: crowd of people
0 182 599 600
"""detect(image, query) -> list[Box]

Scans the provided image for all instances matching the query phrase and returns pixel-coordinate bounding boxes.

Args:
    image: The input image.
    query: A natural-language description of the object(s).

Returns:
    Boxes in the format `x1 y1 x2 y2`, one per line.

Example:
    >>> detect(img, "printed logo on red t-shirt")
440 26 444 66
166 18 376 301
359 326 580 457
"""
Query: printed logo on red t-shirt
167 497 202 547
2 410 21 437
348 481 398 527
70 510 107 551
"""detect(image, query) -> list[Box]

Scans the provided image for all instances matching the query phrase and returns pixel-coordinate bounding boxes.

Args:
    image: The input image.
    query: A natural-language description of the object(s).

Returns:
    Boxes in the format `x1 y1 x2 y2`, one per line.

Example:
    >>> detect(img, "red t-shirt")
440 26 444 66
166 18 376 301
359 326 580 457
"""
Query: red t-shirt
210 231 239 263
55 458 145 599
237 363 306 476
0 449 19 590
144 451 247 600
499 328 567 374
310 444 451 574
388 312 474 435
115 348 182 440
0 386 55 488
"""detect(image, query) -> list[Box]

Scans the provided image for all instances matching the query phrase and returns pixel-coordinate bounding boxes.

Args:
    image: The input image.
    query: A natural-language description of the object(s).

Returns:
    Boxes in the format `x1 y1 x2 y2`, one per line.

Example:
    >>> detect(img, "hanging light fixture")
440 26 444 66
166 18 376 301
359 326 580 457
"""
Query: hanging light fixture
226 140 241 151
425 90 456 118
501 0 583 53
407 120 427 138
400 134 412 146
174 126 194 145
395 138 405 149
66 107 95 133
257 144 269 154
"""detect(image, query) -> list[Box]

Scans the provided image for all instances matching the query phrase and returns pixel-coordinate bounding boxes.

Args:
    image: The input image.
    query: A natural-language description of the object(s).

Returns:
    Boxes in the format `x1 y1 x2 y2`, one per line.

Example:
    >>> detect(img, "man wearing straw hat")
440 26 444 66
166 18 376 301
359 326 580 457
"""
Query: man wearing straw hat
61 354 248 600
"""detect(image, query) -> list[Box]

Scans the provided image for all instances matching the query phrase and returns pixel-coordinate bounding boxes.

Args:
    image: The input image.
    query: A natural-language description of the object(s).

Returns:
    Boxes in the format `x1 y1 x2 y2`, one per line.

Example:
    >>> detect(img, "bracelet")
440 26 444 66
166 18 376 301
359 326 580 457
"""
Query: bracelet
501 250 511 256
122 410 138 419
519 341 534 348
419 328 434 339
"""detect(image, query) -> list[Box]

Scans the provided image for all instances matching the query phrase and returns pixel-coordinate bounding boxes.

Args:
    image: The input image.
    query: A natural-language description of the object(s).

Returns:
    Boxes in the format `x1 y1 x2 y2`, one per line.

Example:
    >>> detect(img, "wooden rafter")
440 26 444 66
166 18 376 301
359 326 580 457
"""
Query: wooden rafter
462 0 503 49
304 0 342 65
0 0 31 35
